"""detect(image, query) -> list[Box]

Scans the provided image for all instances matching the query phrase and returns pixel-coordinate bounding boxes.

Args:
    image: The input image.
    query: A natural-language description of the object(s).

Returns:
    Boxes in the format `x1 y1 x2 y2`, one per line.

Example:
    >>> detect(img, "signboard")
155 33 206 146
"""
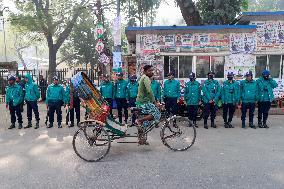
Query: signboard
95 23 104 39
95 40 104 53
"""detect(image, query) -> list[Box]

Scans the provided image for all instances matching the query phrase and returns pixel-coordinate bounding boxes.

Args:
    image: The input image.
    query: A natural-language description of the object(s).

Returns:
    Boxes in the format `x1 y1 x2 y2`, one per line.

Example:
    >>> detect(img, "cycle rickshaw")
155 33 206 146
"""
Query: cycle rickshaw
71 72 196 162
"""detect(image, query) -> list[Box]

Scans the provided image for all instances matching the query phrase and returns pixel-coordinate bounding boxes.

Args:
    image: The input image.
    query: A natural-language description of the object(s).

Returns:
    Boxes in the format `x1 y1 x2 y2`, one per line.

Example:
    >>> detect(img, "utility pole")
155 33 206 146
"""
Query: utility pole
0 7 9 62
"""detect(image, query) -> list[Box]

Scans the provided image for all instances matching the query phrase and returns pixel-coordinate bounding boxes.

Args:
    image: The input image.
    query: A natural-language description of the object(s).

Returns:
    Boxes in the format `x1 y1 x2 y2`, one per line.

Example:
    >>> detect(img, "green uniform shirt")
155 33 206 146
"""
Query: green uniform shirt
114 79 128 99
100 81 114 99
127 81 138 99
257 77 278 102
24 74 40 101
163 79 180 98
221 80 240 105
6 84 23 106
136 74 155 105
240 80 258 103
151 80 161 101
184 80 201 105
202 79 221 103
46 84 65 104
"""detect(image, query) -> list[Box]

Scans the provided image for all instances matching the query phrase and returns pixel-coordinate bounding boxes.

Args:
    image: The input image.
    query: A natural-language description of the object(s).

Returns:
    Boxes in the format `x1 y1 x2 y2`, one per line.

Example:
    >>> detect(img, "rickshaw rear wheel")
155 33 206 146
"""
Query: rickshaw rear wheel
73 123 111 162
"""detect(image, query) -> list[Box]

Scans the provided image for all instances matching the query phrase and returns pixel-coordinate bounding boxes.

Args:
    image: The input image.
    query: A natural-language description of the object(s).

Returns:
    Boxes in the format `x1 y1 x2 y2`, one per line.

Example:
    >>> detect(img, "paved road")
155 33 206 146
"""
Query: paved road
0 103 284 189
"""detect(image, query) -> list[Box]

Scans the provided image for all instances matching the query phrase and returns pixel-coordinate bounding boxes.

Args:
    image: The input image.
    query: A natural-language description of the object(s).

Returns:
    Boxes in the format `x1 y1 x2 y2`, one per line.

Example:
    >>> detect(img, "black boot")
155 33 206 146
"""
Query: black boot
24 121 32 129
263 120 269 128
224 122 229 128
204 119 208 129
58 123 62 128
47 123 53 128
34 121 39 129
249 122 256 129
68 122 74 128
211 121 217 128
18 123 23 129
228 122 234 128
258 120 263 128
242 121 246 128
8 123 16 129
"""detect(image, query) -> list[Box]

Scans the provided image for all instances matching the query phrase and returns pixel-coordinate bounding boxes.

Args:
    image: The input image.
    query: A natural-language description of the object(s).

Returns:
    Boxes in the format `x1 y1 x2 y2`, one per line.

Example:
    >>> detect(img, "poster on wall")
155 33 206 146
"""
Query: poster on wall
243 33 256 53
151 60 164 80
175 34 183 46
139 34 159 55
251 21 284 51
209 33 230 51
230 33 244 53
274 79 284 99
225 54 256 67
224 66 255 80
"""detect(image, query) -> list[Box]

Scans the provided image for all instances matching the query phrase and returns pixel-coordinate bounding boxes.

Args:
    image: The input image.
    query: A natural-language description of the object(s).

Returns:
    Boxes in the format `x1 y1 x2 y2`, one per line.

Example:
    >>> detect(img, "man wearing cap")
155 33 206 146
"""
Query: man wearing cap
100 75 114 118
221 72 240 128
23 73 41 129
240 71 258 129
202 71 221 129
6 76 24 129
163 72 180 116
184 72 201 127
256 70 278 128
114 72 128 124
151 78 161 102
46 76 65 128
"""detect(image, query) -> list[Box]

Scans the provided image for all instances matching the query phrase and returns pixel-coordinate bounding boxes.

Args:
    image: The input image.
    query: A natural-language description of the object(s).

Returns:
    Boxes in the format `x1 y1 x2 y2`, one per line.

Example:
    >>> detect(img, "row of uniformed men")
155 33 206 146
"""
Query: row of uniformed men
5 75 80 129
100 70 278 129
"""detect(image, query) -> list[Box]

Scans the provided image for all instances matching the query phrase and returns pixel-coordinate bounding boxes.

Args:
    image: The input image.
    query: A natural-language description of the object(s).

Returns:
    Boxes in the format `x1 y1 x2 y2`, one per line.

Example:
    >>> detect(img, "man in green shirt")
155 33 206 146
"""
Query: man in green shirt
257 70 278 128
136 65 161 145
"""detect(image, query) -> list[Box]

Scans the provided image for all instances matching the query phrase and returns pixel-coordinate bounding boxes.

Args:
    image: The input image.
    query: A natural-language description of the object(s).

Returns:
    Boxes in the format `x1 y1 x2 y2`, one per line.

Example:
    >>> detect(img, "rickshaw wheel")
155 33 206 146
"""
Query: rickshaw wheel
160 116 196 151
73 122 111 162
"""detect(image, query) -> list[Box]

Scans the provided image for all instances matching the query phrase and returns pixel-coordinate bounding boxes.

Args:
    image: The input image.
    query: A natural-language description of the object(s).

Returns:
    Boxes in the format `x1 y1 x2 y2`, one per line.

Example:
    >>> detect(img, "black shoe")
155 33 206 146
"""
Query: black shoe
68 123 74 128
18 123 23 129
47 124 53 128
228 122 234 128
224 122 229 128
58 124 62 128
34 121 39 129
258 122 263 128
249 122 256 129
263 123 269 128
211 122 217 128
242 121 246 128
77 121 80 127
204 124 208 129
8 123 16 129
24 121 32 129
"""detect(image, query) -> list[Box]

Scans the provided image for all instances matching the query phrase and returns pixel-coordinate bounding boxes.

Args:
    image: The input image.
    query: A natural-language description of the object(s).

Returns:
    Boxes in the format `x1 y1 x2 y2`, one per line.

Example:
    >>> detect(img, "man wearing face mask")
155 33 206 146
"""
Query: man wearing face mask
240 71 258 129
163 72 180 116
256 70 278 128
100 74 114 118
184 72 201 127
221 72 240 128
202 71 221 129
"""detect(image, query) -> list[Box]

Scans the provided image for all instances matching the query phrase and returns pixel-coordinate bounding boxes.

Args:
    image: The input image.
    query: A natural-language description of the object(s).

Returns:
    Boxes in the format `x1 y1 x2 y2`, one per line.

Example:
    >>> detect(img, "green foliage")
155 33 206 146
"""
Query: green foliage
197 0 247 25
247 0 284 11
121 0 161 26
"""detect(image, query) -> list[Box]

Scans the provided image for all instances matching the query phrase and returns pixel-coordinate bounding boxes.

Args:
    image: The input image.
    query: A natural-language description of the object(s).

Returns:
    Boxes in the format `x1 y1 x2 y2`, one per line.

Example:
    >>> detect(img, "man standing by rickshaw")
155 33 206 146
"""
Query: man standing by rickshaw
100 74 114 118
114 72 128 124
163 72 180 116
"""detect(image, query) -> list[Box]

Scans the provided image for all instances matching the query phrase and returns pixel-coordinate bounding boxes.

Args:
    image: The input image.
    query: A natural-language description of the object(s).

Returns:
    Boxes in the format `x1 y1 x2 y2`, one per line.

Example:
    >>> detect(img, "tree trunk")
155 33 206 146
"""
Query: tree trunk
177 0 202 26
48 44 57 83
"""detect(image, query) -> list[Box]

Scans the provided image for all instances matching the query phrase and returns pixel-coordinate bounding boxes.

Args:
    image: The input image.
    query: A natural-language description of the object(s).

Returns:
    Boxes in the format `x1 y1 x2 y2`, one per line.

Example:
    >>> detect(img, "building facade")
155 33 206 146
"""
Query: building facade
125 11 284 99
